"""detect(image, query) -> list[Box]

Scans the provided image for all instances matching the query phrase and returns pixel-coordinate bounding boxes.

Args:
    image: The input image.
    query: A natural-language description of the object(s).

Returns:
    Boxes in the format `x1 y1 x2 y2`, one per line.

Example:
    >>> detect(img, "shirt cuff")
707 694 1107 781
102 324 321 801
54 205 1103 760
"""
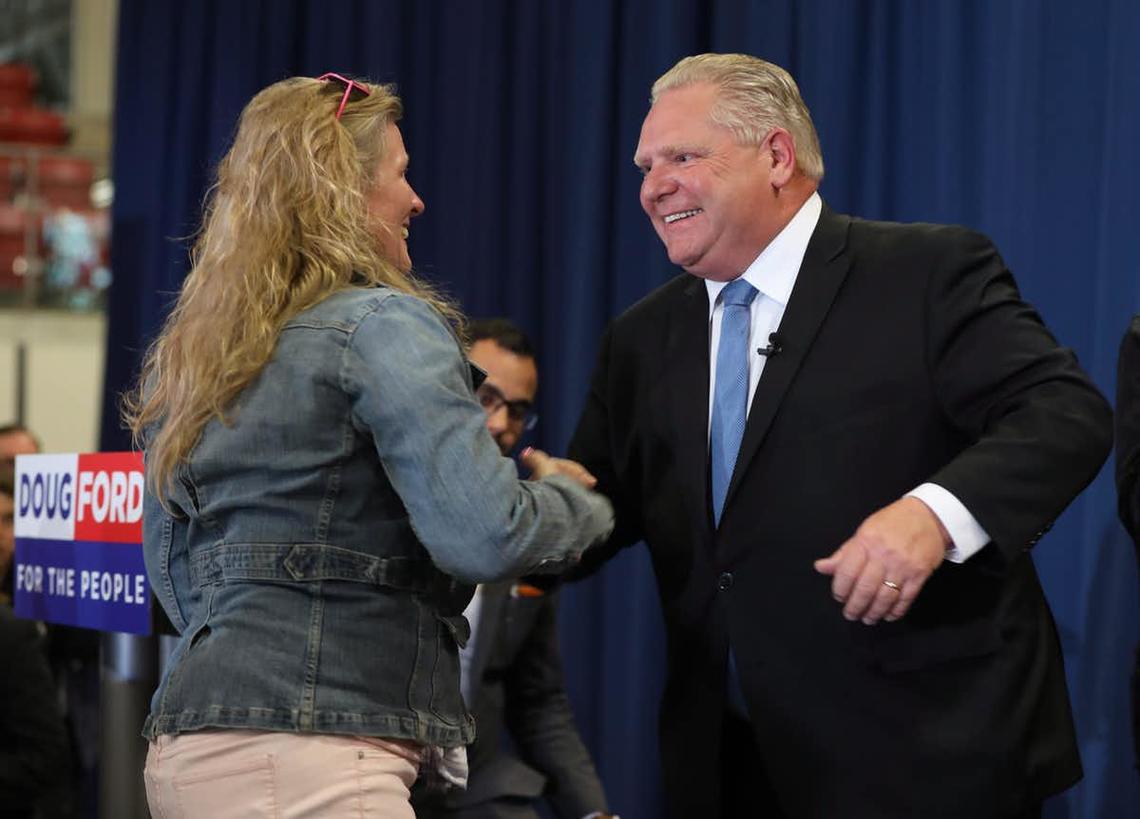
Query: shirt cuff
906 483 991 563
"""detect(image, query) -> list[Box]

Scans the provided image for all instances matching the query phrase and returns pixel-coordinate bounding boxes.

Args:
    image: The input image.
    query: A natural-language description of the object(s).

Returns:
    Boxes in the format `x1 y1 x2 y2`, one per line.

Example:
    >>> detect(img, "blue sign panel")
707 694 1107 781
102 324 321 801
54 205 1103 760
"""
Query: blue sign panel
13 538 150 635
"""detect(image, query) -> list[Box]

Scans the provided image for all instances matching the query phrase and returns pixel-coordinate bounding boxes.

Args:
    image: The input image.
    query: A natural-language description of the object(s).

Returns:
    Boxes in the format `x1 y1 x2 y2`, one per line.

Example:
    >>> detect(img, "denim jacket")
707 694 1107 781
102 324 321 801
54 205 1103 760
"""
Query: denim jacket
142 287 613 746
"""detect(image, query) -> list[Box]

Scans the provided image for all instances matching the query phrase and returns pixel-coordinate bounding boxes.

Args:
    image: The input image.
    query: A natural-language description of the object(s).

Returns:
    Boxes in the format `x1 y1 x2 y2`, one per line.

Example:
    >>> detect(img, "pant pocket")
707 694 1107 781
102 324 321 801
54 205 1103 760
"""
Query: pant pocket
354 743 419 819
171 754 277 818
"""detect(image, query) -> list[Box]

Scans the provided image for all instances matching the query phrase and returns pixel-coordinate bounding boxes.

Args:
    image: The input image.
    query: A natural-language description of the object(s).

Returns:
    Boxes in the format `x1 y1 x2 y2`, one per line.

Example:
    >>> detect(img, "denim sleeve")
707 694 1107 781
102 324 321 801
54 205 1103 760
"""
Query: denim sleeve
341 292 613 582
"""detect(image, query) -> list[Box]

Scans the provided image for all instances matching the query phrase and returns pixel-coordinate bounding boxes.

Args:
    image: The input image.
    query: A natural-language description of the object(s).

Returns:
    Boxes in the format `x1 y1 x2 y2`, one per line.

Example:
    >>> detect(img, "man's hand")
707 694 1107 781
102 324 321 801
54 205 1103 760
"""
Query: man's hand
520 447 598 489
813 497 949 624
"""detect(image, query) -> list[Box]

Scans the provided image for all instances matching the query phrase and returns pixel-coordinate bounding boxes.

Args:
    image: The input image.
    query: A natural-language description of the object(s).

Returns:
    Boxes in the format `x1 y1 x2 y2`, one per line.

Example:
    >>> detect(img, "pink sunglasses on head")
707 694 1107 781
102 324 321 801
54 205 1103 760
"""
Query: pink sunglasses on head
316 72 371 120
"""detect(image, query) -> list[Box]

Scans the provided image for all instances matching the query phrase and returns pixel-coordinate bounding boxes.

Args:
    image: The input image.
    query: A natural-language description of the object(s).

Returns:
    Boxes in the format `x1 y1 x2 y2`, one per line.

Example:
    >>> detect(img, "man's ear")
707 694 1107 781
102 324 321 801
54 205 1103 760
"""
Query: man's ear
766 128 797 189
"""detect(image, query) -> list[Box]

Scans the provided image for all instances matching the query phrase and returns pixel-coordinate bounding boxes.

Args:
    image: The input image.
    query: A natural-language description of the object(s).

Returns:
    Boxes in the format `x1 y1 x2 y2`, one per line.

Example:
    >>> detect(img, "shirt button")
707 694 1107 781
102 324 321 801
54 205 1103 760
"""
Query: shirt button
717 572 734 591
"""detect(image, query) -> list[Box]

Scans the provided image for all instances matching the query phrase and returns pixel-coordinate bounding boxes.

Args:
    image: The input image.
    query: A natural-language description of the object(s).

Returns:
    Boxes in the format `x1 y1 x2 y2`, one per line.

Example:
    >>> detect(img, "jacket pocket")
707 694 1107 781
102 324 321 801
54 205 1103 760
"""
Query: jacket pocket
183 585 216 653
867 619 1003 673
436 613 471 649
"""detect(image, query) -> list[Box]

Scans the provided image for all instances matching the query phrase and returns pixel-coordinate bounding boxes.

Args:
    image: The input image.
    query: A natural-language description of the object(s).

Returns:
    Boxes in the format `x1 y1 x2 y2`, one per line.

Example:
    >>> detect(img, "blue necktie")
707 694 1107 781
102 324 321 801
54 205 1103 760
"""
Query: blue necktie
710 278 758 526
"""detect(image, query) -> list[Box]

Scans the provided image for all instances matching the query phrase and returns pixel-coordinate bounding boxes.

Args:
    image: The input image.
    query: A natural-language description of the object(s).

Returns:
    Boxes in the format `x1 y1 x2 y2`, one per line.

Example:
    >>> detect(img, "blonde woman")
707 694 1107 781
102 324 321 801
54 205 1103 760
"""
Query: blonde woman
124 74 612 818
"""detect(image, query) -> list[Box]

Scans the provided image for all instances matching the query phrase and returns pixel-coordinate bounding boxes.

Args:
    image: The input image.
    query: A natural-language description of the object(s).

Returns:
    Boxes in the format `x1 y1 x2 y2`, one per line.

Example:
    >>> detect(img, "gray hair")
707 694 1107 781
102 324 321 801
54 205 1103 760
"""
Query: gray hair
652 53 824 182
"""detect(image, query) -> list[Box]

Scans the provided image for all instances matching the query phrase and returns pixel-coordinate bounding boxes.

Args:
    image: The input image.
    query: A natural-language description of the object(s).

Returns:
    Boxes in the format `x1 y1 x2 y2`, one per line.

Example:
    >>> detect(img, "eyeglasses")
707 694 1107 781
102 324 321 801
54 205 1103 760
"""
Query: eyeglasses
316 72 370 120
476 382 538 431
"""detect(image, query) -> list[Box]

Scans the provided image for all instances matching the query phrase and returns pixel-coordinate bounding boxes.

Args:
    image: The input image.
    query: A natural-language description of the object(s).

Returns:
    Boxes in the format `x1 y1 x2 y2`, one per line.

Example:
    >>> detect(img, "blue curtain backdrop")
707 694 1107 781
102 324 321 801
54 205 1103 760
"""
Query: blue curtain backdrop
102 2 1139 817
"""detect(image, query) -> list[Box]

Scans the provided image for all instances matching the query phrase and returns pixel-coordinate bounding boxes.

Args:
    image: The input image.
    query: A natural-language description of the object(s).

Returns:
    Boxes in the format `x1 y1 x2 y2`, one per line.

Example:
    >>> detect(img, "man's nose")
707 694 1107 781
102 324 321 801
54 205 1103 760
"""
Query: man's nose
484 404 510 434
641 168 676 206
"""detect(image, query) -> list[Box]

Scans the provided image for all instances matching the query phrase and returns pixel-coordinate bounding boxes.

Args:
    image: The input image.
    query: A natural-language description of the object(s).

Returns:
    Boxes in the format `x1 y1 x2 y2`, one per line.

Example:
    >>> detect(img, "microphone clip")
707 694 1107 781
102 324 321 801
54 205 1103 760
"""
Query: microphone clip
757 332 783 358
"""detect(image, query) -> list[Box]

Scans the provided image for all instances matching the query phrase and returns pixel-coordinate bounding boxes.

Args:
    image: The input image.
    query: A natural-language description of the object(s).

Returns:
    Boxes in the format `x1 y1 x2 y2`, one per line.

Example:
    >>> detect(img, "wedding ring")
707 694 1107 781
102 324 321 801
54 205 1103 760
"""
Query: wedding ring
882 579 901 592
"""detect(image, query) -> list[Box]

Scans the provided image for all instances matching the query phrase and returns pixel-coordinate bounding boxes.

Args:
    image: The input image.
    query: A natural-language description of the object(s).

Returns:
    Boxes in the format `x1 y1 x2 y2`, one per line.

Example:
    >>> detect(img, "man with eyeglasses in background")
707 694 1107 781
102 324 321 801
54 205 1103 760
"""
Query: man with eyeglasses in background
414 318 615 819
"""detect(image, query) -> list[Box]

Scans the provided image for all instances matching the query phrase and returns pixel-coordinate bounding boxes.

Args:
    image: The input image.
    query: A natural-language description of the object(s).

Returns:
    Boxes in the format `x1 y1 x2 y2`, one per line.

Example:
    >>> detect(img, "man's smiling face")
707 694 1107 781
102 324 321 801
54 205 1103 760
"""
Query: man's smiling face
634 83 776 282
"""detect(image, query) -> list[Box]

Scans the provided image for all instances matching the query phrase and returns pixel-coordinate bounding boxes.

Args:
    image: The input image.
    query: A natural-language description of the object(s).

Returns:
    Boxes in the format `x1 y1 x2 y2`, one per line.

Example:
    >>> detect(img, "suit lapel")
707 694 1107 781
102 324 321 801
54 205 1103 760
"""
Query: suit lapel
667 276 716 535
723 207 852 511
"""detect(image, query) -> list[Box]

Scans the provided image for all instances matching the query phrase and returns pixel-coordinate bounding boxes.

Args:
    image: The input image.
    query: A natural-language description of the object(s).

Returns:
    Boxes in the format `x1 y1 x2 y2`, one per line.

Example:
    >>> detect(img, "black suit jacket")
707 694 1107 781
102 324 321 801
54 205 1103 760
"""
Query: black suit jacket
1116 316 1140 551
569 205 1112 818
418 582 608 819
1114 316 1140 770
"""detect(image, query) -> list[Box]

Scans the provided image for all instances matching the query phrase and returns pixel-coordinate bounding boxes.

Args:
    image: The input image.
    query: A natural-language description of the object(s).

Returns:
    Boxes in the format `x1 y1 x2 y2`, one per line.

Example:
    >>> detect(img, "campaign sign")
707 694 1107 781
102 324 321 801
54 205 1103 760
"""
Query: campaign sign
13 452 150 635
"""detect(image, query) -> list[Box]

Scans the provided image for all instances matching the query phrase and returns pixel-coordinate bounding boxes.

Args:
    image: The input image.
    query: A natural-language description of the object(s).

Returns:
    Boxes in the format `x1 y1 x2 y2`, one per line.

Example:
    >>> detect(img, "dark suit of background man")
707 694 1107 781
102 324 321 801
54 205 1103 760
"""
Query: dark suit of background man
416 319 613 819
568 53 1112 819
1114 316 1140 771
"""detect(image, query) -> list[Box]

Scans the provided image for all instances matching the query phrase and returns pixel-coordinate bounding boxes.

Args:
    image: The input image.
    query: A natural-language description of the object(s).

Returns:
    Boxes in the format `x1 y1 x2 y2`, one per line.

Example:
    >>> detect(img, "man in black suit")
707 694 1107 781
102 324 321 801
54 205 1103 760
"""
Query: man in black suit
1114 316 1140 770
1116 317 1140 553
569 53 1112 818
417 319 612 819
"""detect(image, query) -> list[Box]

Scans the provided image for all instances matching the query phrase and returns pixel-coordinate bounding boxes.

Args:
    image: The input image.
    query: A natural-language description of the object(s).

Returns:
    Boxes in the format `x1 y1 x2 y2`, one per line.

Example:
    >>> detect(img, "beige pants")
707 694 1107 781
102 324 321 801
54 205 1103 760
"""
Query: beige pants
144 730 423 818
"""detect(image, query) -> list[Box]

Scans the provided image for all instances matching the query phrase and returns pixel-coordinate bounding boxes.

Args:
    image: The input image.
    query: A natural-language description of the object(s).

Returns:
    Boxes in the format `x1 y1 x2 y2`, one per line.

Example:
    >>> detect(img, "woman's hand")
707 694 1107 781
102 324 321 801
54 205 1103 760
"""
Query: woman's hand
520 447 598 489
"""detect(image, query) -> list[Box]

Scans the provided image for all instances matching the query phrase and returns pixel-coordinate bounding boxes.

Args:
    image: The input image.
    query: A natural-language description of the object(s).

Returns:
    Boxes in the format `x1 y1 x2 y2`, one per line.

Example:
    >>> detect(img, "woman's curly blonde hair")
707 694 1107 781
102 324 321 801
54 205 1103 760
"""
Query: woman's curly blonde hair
123 76 461 499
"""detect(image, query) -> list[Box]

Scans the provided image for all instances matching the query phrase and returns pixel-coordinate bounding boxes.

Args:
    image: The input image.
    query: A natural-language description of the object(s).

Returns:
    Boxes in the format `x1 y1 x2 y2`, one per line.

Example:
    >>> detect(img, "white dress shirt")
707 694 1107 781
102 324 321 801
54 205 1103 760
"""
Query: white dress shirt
705 192 989 562
458 584 484 705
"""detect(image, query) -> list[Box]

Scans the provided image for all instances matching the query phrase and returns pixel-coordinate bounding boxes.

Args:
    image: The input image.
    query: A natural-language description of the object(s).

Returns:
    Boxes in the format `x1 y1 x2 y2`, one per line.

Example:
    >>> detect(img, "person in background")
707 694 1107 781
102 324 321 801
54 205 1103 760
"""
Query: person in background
0 423 39 474
0 472 71 819
0 472 14 592
570 53 1111 818
415 318 614 819
0 422 90 819
1114 315 1140 770
123 74 612 818
0 424 39 592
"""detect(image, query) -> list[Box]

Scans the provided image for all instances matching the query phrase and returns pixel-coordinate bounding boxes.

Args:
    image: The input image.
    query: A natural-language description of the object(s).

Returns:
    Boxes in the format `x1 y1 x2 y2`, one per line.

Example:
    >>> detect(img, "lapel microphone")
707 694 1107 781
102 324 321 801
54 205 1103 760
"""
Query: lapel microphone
757 332 783 357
